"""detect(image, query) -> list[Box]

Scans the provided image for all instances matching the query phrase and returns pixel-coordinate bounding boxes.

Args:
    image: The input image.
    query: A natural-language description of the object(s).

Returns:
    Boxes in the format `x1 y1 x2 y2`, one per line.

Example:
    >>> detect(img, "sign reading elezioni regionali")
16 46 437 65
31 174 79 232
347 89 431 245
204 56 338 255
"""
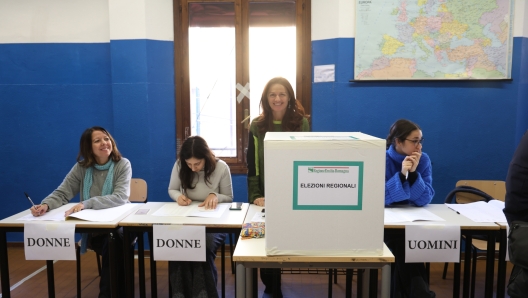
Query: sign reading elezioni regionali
293 161 363 210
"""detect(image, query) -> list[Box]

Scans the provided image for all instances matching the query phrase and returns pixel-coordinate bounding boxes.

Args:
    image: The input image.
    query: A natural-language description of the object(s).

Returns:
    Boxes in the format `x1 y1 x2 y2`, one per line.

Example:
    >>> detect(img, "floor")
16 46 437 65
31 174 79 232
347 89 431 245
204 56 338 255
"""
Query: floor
0 246 513 297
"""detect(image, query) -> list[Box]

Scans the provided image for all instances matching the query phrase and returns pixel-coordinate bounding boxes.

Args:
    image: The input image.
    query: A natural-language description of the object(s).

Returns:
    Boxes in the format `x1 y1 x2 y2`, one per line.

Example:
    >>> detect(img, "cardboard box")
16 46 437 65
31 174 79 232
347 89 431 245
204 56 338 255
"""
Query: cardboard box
264 132 386 256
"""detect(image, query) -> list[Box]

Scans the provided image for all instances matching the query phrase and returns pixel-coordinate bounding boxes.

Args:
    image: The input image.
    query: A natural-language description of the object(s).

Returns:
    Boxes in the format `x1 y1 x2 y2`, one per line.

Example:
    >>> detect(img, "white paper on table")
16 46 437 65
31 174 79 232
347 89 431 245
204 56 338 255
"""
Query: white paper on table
152 203 228 218
66 204 137 222
314 64 335 82
384 207 446 223
405 225 460 263
153 225 206 261
445 201 507 222
188 204 228 218
251 211 265 223
24 222 76 260
18 204 72 221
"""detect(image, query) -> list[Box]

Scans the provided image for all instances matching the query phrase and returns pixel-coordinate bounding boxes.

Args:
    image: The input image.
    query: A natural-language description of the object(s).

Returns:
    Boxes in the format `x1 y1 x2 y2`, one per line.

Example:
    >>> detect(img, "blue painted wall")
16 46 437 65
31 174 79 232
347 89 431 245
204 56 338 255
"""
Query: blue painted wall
312 37 526 204
1 35 526 242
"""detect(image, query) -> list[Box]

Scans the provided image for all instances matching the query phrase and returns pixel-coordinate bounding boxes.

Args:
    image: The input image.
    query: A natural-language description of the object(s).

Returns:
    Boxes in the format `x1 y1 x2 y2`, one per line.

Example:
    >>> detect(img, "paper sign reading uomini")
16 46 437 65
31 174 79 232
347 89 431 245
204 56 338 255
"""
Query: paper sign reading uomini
153 225 206 261
24 222 76 260
405 225 460 263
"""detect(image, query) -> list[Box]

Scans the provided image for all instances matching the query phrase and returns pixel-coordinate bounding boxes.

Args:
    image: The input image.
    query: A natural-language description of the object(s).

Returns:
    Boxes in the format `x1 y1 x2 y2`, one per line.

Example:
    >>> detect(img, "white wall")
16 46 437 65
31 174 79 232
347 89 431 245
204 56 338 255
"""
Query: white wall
312 0 526 41
0 0 173 43
0 0 109 43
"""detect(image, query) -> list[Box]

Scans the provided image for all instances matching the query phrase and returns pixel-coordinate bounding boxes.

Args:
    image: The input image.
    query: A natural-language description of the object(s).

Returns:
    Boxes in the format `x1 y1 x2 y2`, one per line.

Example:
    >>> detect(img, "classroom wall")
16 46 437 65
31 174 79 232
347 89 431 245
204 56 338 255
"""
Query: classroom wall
311 0 528 204
0 0 526 242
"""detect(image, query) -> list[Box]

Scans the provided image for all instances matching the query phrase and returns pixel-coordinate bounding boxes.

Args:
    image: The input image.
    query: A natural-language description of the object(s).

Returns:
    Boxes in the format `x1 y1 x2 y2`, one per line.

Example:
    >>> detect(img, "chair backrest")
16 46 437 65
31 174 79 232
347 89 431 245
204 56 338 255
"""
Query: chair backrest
129 178 148 203
454 180 505 204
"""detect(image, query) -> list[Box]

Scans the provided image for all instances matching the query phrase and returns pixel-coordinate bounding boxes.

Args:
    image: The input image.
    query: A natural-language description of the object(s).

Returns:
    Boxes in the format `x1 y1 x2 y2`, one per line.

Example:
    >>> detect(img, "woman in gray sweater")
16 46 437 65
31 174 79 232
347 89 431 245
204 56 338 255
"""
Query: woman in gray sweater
30 126 131 298
168 136 233 298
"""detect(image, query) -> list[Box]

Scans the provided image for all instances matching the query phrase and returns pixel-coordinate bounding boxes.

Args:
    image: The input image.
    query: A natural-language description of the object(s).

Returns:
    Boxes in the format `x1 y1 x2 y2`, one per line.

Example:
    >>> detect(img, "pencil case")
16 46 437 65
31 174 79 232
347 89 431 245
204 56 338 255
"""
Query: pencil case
241 222 265 239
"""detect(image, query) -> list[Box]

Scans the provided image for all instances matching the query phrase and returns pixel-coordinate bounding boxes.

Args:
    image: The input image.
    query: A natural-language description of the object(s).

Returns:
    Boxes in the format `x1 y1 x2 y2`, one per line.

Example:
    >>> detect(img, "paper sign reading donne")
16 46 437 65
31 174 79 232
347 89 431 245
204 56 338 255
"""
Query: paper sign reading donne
405 225 460 263
24 222 76 260
153 225 206 261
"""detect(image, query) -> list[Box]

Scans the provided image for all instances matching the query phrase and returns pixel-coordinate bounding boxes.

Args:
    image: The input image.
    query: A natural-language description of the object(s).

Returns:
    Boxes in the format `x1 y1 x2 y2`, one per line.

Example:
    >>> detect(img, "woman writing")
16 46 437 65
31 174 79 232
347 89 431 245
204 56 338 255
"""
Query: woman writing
246 77 309 297
384 119 435 298
30 126 131 298
168 136 233 298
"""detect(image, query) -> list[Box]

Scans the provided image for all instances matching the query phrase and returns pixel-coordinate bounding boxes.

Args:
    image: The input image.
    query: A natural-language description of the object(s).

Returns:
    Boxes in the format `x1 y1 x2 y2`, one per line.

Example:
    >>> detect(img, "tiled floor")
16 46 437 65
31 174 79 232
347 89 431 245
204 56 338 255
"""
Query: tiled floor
0 246 513 297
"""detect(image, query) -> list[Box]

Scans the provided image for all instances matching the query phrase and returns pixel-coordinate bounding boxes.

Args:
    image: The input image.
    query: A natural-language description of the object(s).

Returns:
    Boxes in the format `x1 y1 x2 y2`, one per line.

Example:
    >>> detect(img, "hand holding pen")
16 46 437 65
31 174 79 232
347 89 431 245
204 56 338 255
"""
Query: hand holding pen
26 192 48 217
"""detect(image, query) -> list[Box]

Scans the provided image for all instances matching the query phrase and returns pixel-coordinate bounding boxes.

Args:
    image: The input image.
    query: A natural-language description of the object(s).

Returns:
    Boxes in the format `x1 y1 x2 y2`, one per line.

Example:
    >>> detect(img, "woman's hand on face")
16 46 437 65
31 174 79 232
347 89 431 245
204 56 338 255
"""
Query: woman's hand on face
401 157 413 177
30 204 48 217
177 195 192 206
199 193 218 210
64 203 84 217
253 197 265 207
408 151 422 172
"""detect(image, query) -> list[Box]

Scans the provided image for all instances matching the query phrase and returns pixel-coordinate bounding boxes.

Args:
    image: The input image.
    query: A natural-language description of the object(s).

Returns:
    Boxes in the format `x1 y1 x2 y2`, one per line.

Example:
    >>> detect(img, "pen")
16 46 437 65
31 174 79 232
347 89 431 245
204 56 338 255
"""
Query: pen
24 192 38 209
447 206 460 214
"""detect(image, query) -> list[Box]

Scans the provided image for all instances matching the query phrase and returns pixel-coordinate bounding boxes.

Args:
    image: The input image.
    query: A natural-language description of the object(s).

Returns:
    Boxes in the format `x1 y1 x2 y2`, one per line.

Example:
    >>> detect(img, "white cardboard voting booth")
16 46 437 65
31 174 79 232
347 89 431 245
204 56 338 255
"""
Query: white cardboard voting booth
264 132 385 256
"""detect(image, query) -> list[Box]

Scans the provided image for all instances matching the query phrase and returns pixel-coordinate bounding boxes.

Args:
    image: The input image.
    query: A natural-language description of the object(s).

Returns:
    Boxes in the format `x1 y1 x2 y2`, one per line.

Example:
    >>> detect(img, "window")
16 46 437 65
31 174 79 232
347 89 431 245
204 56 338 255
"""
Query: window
174 0 311 173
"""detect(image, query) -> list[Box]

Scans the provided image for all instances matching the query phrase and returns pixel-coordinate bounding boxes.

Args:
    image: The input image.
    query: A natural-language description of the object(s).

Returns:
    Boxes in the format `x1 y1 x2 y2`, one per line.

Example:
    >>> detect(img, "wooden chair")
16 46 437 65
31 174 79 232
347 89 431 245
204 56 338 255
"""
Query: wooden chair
442 180 505 298
77 178 148 297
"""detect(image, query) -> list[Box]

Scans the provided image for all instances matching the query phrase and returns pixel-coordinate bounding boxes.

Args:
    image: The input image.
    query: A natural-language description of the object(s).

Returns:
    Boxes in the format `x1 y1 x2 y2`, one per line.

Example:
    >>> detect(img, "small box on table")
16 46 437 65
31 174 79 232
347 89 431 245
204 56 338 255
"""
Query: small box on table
264 132 385 256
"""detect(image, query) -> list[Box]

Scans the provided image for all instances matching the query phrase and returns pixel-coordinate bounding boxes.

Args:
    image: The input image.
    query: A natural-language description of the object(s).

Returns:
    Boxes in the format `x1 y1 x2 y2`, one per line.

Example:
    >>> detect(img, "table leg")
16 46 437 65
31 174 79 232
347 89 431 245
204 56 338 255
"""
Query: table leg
109 232 117 298
246 267 254 298
46 260 55 298
463 235 472 297
484 231 496 298
381 264 391 298
345 269 352 298
148 231 157 298
138 232 146 298
236 263 246 298
123 228 134 298
454 261 461 297
0 231 11 298
497 228 507 298
221 242 226 298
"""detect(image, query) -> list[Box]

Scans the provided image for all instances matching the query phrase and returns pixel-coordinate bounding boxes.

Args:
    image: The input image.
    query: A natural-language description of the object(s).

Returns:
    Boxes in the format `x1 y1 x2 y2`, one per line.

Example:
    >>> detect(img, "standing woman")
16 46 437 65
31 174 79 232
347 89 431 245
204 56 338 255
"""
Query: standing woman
246 77 309 297
384 119 435 298
168 136 233 298
30 126 132 298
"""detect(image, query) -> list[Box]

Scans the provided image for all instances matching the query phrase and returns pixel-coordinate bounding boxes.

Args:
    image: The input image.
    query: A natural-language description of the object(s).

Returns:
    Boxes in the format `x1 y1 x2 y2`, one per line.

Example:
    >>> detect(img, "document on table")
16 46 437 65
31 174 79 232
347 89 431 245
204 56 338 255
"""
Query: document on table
17 203 137 222
66 204 137 222
384 206 446 223
18 204 71 221
152 203 229 218
445 200 507 222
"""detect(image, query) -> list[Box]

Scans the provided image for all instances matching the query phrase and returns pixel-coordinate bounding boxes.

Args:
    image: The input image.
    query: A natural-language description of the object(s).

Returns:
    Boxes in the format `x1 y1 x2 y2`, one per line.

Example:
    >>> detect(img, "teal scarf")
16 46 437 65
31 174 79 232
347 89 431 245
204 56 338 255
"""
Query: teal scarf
80 159 115 253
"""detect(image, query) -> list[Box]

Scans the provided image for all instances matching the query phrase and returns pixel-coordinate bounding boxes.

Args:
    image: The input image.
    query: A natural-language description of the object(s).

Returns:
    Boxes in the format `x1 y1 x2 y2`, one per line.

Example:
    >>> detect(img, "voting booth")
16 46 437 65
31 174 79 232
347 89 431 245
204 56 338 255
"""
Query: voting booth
264 132 386 256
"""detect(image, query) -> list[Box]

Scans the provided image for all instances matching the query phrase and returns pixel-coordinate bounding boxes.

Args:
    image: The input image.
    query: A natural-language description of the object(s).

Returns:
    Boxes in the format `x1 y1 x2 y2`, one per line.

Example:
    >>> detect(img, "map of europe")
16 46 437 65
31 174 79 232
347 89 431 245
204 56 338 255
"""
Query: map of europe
354 0 513 80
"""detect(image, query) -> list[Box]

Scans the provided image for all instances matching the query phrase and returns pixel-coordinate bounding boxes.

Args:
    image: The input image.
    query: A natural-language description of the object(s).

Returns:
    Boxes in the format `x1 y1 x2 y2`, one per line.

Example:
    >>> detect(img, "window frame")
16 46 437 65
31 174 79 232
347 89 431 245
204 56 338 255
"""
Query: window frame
173 0 311 174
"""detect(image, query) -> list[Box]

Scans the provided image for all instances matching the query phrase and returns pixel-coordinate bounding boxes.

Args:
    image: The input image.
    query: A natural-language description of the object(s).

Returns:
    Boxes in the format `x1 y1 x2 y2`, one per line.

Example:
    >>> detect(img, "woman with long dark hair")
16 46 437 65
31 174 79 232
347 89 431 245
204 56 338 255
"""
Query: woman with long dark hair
31 126 131 298
168 135 233 297
246 77 309 297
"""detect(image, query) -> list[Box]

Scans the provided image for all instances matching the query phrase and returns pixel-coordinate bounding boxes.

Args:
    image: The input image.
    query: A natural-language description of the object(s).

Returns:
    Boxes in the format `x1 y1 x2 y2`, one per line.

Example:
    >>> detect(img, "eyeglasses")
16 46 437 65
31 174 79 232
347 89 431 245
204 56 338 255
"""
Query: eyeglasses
405 138 424 146
268 93 288 100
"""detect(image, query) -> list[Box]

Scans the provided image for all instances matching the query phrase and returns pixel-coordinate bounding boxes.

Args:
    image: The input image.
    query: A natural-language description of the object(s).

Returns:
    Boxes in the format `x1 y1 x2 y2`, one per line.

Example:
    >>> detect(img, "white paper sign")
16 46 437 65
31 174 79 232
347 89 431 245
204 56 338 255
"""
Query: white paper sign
24 222 76 260
405 225 460 263
294 162 363 209
153 225 206 261
314 64 335 82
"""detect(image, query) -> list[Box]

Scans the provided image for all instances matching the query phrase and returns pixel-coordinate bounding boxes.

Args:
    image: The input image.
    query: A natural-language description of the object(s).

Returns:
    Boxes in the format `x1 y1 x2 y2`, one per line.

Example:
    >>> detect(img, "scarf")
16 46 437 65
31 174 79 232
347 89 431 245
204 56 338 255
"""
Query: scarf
80 159 115 253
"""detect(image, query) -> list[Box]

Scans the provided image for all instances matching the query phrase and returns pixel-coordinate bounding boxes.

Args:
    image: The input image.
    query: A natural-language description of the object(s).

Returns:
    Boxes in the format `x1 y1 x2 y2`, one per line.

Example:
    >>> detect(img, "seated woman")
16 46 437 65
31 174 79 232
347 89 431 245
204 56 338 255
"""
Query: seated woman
168 136 233 298
246 77 309 297
384 119 435 298
30 126 131 298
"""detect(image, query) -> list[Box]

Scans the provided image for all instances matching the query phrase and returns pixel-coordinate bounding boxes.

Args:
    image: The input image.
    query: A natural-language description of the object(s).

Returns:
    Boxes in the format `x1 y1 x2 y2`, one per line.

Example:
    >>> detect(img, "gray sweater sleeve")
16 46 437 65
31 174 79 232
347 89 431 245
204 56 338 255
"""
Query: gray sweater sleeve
41 158 132 210
168 161 184 201
41 163 84 210
212 160 233 203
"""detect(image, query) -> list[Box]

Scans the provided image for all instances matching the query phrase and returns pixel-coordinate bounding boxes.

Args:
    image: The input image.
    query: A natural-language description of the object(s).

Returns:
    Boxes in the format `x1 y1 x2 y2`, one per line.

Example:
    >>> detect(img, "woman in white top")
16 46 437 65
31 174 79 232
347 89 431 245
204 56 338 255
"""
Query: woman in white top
168 136 233 298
